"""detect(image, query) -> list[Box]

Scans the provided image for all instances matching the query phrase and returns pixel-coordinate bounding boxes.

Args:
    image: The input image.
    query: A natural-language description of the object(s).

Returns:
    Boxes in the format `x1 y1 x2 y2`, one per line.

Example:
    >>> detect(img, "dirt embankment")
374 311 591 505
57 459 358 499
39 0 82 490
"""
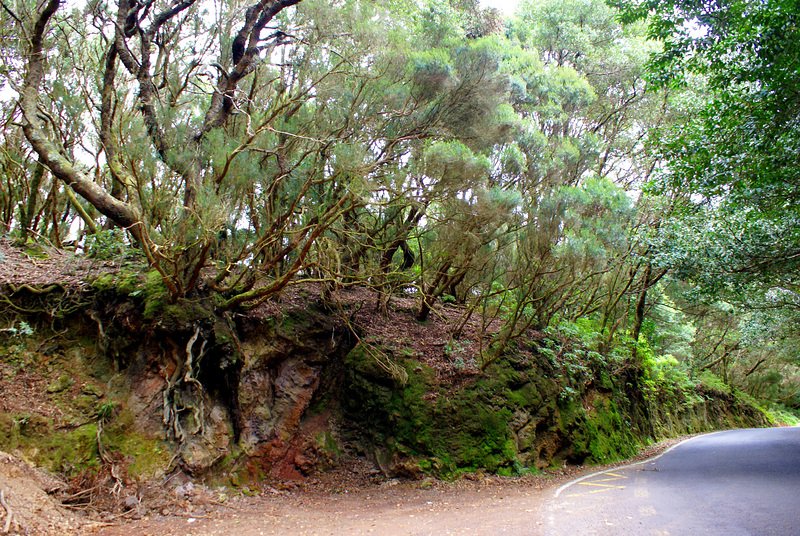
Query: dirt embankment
0 239 769 535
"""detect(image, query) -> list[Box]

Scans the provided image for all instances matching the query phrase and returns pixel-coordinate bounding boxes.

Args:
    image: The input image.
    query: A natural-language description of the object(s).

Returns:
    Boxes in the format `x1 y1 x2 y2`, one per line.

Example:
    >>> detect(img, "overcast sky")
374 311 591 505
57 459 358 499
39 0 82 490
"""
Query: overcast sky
480 0 519 14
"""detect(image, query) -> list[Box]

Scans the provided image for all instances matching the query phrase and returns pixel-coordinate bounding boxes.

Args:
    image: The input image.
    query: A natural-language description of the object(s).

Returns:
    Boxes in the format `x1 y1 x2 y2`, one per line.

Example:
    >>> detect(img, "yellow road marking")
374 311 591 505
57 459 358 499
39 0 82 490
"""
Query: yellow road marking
589 487 625 494
566 485 626 497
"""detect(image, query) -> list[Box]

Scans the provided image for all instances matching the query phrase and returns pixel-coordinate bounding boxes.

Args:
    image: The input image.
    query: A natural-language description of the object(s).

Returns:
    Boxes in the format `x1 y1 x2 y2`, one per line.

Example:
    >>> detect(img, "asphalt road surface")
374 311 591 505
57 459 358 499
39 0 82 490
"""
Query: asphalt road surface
544 427 800 536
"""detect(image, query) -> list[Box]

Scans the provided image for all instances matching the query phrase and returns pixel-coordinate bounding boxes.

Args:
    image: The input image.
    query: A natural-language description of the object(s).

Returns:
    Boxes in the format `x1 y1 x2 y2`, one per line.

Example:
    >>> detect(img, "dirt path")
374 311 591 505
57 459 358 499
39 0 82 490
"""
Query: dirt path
88 478 553 536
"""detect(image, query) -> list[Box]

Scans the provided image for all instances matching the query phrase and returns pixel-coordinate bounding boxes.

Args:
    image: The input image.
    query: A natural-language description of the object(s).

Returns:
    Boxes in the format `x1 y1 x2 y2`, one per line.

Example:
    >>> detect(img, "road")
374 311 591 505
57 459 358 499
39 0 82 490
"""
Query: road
544 427 800 536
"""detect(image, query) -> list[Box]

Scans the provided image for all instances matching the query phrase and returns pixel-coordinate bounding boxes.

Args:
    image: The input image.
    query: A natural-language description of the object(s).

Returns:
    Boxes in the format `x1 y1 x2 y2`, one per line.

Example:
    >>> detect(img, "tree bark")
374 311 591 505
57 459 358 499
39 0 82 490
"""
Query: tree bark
19 0 144 243
631 265 667 362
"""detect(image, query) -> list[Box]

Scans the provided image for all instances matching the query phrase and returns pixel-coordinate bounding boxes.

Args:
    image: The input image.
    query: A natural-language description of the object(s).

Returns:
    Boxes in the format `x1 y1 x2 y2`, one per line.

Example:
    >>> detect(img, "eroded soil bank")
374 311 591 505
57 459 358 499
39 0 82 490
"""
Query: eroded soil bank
0 239 771 535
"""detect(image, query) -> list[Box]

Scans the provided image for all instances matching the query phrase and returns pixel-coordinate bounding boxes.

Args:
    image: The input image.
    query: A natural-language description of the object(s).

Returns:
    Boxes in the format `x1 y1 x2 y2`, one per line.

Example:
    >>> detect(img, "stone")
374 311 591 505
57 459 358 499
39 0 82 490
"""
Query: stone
122 495 139 510
45 375 72 393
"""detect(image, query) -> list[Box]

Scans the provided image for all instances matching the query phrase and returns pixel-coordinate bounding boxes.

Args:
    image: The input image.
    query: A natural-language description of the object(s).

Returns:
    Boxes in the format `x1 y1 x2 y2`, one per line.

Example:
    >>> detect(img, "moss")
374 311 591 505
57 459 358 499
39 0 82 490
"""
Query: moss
89 271 142 296
102 429 172 480
568 396 638 464
23 244 49 259
342 340 727 475
46 374 73 393
0 414 14 447
508 382 543 407
80 383 105 398
116 273 141 295
0 391 171 478
597 369 614 390
344 343 402 382
12 419 99 474
160 299 214 331
0 413 53 447
344 354 522 477
73 395 96 413
276 310 311 337
312 431 342 471
142 270 169 319
91 273 117 292
214 319 233 345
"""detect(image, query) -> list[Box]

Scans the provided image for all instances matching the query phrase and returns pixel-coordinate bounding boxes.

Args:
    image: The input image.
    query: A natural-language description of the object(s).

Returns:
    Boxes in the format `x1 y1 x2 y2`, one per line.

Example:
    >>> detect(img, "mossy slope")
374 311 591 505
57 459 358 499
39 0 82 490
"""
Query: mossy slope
341 339 769 477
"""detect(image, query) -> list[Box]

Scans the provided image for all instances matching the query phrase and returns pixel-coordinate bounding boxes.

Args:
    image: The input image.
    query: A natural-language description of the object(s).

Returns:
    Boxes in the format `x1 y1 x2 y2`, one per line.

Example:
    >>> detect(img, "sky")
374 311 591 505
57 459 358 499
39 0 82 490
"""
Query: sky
479 0 520 14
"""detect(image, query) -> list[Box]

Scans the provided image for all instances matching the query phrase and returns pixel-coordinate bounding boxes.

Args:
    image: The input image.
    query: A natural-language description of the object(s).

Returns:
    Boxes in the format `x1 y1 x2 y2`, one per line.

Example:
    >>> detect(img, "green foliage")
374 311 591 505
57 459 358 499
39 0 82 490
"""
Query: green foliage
641 353 699 408
2 321 34 338
96 401 118 422
766 407 800 427
625 0 800 309
409 49 454 102
696 371 731 396
3 0 794 475
420 140 492 192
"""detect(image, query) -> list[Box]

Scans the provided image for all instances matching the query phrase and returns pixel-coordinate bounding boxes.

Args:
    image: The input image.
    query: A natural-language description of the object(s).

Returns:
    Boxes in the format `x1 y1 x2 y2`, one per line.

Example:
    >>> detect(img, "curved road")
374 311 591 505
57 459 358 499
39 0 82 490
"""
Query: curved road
545 427 800 536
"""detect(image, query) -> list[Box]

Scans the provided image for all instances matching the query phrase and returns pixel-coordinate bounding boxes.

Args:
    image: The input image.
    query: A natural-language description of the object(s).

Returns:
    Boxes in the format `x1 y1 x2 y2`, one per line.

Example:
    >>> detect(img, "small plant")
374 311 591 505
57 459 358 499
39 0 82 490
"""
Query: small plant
12 415 30 436
558 386 578 402
96 401 118 422
18 321 33 336
453 356 476 370
1 321 34 338
444 338 471 358
85 229 130 260
14 416 29 428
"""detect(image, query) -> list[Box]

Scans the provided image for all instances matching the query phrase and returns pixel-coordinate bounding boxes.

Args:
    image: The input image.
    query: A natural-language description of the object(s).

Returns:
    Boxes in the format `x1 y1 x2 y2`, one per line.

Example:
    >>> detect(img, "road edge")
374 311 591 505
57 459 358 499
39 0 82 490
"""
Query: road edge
552 431 724 498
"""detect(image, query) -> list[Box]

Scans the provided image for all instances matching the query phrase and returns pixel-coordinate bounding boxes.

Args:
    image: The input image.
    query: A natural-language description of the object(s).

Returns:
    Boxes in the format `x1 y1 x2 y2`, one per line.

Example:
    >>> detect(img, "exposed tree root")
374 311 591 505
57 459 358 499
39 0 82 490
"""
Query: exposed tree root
96 421 123 496
0 489 13 533
160 326 213 466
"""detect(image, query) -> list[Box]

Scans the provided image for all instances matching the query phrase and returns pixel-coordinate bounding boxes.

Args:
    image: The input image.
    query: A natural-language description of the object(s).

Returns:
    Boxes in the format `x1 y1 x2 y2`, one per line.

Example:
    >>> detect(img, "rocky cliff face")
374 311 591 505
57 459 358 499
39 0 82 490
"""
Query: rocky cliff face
338 339 770 476
0 277 771 486
234 312 354 478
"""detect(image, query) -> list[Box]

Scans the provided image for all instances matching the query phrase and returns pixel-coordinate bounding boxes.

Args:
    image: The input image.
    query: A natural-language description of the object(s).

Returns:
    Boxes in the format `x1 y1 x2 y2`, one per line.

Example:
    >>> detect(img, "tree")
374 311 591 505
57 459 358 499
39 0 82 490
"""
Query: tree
6 0 506 308
614 0 800 294
2 0 707 380
11 0 308 298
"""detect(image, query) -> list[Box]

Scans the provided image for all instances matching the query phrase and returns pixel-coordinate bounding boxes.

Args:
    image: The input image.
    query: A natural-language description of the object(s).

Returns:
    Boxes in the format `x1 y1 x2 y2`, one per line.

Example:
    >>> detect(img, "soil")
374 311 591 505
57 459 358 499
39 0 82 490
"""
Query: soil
0 451 82 535
0 437 687 535
0 238 121 290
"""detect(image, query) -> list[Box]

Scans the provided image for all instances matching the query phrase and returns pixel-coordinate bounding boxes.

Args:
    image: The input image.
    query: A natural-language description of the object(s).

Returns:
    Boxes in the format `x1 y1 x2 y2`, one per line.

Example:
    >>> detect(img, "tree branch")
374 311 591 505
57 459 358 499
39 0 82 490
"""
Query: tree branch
19 0 144 243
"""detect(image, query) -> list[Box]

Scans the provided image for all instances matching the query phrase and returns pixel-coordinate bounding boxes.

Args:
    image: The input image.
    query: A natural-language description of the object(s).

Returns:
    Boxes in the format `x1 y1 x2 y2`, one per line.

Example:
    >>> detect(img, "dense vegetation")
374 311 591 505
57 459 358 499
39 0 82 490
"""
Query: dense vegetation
1 0 798 478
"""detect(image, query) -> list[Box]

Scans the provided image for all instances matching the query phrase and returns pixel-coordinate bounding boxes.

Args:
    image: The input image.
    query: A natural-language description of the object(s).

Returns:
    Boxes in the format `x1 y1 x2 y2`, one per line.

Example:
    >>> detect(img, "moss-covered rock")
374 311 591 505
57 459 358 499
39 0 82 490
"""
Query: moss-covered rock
567 395 637 464
341 338 769 478
2 274 773 484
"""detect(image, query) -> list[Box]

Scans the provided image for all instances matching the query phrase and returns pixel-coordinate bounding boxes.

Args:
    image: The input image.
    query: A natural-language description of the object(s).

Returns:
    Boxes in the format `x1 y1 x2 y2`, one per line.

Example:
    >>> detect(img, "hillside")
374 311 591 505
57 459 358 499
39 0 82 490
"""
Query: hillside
0 238 772 534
